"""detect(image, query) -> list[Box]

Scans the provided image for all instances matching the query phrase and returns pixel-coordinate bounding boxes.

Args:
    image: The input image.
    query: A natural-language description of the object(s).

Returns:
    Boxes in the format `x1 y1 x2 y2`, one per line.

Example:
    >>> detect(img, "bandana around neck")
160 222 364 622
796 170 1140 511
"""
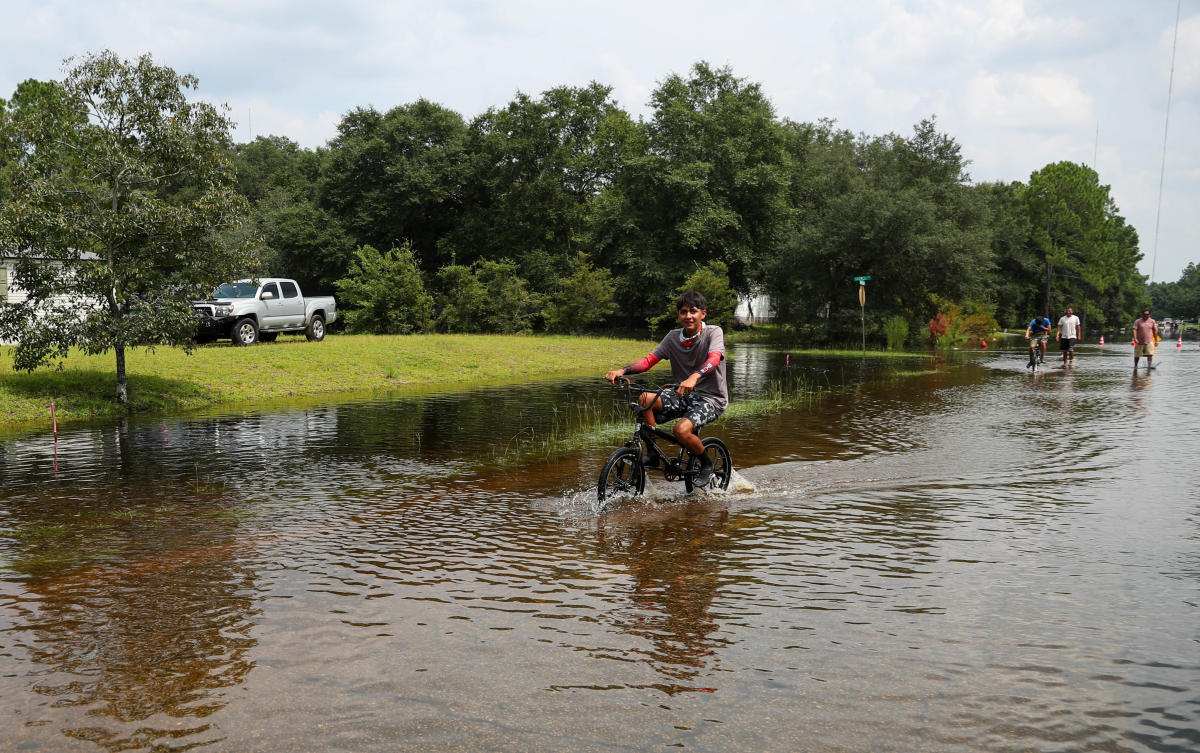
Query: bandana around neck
679 321 705 346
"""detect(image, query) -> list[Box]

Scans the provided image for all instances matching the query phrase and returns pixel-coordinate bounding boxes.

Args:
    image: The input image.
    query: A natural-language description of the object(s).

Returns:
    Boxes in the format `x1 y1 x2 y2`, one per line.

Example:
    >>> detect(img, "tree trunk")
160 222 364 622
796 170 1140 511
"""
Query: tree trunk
1043 259 1055 317
114 344 127 404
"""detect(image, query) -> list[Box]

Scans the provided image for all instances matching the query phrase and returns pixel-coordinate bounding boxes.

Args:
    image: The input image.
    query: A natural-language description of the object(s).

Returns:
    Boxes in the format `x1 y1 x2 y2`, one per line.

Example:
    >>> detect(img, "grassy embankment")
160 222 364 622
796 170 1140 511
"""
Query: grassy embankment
0 334 654 430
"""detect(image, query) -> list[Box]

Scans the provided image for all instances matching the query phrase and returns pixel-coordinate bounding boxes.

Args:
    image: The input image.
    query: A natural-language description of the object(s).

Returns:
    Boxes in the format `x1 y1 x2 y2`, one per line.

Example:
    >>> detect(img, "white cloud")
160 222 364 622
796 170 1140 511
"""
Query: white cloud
966 71 1093 129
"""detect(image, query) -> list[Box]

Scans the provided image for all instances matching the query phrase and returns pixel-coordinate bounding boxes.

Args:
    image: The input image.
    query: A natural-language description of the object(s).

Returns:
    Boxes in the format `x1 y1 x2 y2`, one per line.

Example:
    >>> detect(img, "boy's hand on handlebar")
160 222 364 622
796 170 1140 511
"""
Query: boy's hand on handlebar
605 369 626 384
677 373 700 395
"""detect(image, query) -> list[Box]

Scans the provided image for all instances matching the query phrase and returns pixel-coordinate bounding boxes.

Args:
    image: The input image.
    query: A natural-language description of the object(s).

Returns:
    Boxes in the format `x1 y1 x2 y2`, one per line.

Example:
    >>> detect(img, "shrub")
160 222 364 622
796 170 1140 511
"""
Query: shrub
929 295 999 348
434 260 541 334
544 253 618 334
334 244 433 334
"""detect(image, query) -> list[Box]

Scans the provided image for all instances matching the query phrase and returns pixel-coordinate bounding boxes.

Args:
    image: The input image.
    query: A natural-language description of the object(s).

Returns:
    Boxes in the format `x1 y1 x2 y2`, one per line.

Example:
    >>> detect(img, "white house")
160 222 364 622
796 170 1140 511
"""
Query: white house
735 292 774 325
1 251 100 345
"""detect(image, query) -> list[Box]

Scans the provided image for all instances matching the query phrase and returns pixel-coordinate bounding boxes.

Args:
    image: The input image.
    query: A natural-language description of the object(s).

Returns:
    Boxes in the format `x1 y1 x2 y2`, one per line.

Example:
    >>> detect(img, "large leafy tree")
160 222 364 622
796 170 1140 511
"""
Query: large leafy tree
443 83 640 291
1025 161 1143 329
334 243 432 334
230 135 352 292
594 62 790 325
974 180 1038 327
0 51 256 403
543 252 618 334
321 99 468 269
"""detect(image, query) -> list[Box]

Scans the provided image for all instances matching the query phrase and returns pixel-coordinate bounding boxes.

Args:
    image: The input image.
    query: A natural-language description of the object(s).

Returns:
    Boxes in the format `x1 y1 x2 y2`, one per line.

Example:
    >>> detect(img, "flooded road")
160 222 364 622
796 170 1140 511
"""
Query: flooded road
1 344 1198 752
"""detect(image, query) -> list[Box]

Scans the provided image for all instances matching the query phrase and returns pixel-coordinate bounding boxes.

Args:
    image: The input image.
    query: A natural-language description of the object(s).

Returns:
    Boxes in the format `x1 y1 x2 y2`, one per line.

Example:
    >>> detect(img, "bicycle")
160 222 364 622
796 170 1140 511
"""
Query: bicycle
597 378 733 503
1026 336 1046 371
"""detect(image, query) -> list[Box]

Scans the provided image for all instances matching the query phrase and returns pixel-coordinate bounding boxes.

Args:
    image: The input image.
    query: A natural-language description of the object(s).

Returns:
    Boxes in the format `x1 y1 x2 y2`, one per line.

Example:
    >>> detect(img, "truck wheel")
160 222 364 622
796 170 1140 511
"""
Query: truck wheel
232 317 259 346
259 332 278 342
305 315 326 342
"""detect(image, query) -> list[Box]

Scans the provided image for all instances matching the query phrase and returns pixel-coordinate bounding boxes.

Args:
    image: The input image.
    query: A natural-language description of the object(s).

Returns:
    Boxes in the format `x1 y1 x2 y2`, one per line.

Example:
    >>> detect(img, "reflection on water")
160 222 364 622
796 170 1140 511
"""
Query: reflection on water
1 345 1198 751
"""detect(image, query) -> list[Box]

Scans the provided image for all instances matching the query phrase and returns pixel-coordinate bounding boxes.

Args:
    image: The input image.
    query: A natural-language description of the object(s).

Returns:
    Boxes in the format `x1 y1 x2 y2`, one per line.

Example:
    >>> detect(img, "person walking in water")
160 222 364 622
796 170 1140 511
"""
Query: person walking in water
1056 306 1082 365
1133 309 1159 370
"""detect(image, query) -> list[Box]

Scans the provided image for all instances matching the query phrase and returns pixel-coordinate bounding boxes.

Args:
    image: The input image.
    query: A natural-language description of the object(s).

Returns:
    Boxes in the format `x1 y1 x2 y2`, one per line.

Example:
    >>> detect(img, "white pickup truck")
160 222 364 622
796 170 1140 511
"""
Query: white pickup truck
192 278 337 345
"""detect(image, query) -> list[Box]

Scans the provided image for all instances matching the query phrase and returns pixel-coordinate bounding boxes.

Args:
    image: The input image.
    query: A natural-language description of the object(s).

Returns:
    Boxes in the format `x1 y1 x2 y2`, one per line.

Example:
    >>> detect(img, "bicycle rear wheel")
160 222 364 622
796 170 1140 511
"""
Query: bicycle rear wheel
684 437 732 494
597 447 645 503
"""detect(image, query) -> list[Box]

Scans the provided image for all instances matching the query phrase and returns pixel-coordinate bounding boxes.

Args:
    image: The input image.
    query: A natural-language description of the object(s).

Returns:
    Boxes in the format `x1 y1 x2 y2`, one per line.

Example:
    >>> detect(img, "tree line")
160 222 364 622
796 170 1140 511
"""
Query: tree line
228 62 1151 341
0 52 1164 401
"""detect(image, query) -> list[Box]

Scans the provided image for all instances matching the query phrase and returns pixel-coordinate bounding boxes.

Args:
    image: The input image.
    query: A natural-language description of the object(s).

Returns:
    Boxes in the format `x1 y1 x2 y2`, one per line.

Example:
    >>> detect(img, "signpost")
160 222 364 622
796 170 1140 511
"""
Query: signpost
853 276 871 352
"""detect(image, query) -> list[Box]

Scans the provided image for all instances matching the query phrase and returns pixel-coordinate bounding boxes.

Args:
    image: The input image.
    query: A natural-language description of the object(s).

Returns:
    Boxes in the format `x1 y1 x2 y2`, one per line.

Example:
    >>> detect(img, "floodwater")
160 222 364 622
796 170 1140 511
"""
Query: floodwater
1 343 1198 752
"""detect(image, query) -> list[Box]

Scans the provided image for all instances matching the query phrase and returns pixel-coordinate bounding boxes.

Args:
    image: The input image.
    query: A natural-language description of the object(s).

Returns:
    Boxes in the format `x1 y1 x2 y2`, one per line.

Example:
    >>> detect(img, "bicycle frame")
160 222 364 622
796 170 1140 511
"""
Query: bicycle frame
619 379 695 481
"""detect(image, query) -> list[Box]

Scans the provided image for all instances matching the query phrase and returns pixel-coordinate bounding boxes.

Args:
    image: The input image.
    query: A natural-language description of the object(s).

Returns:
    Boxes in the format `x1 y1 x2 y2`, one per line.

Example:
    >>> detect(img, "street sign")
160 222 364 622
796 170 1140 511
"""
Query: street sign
853 276 870 352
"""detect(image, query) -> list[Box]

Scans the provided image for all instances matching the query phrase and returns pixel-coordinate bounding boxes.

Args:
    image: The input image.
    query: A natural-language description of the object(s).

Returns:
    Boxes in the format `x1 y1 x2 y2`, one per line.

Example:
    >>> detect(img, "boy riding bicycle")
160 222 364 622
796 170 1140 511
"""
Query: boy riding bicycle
605 291 728 487
1024 313 1053 368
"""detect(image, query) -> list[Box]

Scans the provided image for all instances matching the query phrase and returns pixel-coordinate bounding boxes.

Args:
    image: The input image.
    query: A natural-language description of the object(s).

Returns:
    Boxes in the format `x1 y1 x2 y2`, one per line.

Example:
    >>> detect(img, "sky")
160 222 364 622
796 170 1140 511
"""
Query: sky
3 0 1198 283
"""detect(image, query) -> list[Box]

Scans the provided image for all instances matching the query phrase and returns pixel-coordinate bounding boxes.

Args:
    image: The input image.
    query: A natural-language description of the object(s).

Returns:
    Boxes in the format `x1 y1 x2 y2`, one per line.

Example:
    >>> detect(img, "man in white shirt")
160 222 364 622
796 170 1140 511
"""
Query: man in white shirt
1056 306 1082 365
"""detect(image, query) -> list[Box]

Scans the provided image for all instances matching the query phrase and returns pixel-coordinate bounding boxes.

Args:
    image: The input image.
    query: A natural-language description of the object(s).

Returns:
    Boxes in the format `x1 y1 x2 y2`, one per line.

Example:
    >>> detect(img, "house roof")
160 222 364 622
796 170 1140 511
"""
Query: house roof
1 248 100 262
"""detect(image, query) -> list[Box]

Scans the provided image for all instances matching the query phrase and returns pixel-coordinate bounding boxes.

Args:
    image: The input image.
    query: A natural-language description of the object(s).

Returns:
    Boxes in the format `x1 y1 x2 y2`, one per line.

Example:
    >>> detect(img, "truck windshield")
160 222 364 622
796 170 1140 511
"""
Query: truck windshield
213 283 259 298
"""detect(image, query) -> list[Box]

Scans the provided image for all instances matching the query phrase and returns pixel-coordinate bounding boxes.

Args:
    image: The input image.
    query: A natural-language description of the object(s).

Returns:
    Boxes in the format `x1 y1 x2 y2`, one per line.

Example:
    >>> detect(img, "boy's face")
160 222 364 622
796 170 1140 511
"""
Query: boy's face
677 306 706 335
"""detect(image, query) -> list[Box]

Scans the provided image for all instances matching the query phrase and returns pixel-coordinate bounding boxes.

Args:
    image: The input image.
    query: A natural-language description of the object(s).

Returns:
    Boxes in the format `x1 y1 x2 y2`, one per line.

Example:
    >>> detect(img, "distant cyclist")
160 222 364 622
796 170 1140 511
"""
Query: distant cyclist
1024 313 1053 368
1056 306 1082 365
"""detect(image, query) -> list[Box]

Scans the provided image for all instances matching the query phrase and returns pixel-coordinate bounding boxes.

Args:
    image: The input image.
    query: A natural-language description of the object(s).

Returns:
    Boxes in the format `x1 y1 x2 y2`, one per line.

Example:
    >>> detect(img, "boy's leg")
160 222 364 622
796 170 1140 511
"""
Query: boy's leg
637 391 663 427
641 390 683 468
671 418 706 458
672 396 722 486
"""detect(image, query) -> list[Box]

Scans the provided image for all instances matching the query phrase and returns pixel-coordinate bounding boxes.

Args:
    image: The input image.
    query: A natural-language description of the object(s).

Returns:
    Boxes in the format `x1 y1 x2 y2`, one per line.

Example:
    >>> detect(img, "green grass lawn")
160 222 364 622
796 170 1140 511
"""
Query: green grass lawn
0 333 654 429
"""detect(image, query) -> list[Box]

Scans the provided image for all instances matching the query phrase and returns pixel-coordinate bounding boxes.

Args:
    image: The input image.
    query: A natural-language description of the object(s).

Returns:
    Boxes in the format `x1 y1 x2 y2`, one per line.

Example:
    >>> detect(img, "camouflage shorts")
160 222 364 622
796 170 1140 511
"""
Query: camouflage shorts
656 391 722 431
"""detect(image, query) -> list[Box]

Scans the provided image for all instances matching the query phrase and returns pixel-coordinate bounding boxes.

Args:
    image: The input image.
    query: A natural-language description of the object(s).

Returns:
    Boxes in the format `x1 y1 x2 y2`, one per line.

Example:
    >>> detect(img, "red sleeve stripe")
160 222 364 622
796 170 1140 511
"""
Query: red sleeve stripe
624 353 661 374
699 350 722 375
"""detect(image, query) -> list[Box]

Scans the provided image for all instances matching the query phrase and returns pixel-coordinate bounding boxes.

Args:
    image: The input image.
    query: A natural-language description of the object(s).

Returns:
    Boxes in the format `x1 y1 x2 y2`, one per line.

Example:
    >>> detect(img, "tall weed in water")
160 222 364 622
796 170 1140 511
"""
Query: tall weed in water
884 315 909 351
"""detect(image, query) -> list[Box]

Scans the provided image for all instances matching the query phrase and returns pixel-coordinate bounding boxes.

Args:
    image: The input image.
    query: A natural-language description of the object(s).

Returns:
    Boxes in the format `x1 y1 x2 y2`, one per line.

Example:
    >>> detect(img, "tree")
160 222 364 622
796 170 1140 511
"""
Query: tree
321 100 468 270
543 252 617 334
1024 161 1144 329
1148 262 1200 319
231 134 322 205
0 51 256 403
250 188 353 293
593 63 790 325
442 83 640 291
764 118 995 343
334 243 432 334
975 180 1038 327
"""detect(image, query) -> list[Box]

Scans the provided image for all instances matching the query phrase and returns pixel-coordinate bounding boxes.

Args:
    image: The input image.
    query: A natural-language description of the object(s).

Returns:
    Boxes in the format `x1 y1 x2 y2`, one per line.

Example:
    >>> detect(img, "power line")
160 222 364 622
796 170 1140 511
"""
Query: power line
1152 0 1181 281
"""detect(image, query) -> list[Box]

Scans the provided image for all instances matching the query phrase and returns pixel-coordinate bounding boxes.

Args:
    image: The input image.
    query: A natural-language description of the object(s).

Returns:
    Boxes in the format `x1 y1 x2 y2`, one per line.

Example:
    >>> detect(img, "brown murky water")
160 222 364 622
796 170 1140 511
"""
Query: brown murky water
1 344 1198 752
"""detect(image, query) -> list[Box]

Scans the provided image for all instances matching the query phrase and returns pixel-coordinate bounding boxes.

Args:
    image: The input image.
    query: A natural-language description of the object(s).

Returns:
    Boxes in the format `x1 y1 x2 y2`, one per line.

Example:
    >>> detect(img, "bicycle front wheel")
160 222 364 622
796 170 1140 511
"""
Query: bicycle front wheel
597 447 645 503
684 437 732 494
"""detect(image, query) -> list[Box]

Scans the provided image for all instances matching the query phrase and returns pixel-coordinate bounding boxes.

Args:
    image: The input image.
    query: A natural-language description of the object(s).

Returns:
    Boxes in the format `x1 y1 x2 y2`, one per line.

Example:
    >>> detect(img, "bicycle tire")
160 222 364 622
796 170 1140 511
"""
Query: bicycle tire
684 437 733 494
597 447 645 503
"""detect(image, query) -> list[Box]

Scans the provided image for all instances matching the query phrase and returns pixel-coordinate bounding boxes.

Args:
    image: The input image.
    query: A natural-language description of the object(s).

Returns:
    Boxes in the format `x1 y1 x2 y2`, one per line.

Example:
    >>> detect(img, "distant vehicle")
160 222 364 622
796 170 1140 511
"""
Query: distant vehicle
192 278 337 346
